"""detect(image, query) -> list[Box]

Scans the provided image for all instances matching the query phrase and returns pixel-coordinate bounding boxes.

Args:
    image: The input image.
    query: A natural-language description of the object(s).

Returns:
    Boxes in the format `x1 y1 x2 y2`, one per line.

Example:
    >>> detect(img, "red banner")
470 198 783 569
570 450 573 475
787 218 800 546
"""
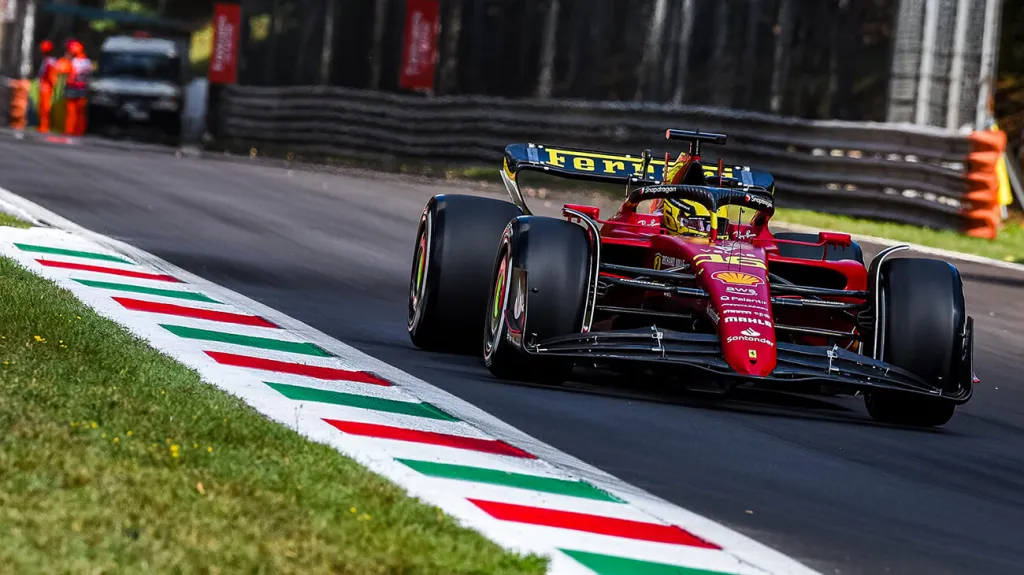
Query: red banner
209 3 241 85
399 0 440 91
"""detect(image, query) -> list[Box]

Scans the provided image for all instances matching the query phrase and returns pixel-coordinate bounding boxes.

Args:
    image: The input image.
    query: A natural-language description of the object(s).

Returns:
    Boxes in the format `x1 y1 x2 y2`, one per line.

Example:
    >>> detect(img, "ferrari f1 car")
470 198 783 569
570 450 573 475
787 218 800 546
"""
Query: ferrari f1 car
407 129 976 427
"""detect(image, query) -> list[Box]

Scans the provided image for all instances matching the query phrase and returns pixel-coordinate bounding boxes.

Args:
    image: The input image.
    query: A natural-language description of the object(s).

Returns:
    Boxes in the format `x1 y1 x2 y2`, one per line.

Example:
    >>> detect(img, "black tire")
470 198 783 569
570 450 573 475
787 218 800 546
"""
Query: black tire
864 257 965 427
483 216 591 385
408 194 522 354
773 232 864 264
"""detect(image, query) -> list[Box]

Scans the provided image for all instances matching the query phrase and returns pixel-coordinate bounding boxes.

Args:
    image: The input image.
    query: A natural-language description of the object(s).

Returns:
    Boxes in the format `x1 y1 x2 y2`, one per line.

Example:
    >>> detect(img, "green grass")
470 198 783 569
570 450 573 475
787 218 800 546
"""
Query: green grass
439 166 1024 262
0 212 32 228
774 208 1024 263
200 141 1024 263
0 256 547 574
447 166 1024 262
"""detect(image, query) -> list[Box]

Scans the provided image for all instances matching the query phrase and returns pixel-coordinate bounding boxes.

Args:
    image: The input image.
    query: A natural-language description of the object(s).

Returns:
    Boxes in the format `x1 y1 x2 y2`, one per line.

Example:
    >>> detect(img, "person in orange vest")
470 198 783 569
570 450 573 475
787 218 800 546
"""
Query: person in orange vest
64 39 93 136
44 44 74 132
37 40 58 132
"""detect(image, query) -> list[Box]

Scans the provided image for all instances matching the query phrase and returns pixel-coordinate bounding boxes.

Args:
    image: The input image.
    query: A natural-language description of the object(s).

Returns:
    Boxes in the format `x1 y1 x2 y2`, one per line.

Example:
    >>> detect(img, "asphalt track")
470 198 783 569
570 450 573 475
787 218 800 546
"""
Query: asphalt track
2 137 1024 575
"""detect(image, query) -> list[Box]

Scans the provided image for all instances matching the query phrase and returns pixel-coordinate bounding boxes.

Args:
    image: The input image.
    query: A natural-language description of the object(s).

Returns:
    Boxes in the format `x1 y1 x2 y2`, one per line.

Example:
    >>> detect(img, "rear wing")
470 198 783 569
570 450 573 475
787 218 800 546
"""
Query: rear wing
502 143 775 186
501 143 775 214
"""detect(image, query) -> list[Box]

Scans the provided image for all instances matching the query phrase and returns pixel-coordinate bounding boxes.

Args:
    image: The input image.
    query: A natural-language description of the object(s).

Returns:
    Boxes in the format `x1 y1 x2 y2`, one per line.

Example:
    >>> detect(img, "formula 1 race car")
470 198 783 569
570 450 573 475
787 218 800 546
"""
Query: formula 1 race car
407 129 976 427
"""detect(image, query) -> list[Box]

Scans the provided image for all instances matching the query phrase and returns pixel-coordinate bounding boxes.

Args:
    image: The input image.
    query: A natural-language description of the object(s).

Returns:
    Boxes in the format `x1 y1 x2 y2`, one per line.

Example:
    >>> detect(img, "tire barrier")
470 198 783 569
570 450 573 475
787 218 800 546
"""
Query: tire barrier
964 130 1007 239
6 79 30 130
87 83 1004 238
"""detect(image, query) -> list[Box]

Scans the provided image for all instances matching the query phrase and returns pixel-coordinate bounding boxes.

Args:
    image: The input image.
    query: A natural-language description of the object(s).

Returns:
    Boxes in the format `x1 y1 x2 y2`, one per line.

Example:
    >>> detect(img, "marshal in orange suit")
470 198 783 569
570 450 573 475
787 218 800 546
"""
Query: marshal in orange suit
64 40 94 136
44 46 73 133
37 40 58 133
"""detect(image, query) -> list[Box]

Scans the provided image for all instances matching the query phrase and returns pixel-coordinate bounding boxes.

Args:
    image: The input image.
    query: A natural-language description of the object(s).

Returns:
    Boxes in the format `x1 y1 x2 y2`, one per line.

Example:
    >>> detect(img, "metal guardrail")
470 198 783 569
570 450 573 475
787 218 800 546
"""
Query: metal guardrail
219 85 975 231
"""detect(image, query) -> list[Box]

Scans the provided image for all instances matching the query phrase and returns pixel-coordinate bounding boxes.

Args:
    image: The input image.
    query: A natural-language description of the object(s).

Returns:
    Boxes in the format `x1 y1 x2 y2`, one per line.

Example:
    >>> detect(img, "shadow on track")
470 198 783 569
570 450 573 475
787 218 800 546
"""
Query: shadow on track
408 346 962 435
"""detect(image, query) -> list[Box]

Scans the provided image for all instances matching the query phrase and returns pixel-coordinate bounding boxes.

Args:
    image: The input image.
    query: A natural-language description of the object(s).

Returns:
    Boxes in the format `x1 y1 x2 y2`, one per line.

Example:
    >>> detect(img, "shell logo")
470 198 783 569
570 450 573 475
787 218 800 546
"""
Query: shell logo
712 271 763 286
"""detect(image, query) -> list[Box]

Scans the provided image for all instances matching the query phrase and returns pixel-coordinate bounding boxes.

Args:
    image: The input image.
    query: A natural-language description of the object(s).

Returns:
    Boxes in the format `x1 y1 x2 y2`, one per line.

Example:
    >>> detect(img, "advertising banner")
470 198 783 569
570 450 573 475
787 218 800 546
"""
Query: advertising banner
398 0 440 91
209 3 241 85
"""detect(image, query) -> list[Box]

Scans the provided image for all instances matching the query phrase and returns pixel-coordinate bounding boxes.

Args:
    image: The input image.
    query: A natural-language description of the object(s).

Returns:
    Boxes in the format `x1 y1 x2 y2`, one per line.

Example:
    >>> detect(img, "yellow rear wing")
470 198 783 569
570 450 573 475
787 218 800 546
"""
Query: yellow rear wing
502 143 751 185
500 143 774 216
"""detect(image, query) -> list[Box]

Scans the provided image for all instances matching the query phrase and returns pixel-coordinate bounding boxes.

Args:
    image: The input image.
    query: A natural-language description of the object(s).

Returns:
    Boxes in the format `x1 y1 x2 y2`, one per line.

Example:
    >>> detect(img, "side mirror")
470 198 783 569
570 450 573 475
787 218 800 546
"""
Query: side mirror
818 231 852 248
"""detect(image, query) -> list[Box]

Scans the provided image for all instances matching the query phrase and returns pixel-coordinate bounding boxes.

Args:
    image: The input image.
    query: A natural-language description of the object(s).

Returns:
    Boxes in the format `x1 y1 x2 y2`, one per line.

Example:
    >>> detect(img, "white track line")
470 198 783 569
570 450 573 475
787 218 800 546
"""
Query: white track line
772 221 1024 274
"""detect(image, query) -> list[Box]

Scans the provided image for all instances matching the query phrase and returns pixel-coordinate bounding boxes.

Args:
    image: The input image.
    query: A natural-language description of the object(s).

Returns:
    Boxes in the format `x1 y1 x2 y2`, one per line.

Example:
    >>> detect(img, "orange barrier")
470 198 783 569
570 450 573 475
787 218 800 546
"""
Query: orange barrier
8 79 30 129
963 129 1006 239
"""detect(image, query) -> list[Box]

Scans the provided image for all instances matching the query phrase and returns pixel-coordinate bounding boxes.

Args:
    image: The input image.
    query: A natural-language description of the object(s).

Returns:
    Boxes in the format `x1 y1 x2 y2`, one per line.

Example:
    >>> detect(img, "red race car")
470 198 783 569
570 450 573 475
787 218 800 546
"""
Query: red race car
408 129 976 427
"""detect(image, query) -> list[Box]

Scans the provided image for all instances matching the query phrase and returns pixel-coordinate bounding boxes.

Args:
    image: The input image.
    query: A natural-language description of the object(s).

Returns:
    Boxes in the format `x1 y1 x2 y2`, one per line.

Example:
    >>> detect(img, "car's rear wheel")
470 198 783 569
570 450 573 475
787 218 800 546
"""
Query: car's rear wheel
408 194 522 354
773 232 864 264
484 216 591 385
864 257 965 427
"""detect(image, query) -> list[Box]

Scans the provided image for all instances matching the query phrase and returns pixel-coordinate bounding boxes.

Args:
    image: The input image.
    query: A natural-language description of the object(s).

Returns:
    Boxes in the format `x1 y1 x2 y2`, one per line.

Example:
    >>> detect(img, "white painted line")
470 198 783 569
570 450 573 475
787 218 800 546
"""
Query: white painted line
0 186 821 575
772 221 1024 274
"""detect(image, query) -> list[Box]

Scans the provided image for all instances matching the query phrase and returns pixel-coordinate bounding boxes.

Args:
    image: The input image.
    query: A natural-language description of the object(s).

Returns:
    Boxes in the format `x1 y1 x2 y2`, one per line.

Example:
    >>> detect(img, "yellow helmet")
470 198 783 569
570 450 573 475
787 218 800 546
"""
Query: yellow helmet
660 155 730 236
662 198 716 236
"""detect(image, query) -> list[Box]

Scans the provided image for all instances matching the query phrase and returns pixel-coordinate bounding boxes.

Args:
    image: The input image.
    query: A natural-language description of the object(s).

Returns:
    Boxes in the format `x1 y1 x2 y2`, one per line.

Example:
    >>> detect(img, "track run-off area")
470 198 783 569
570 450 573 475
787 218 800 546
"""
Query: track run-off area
1 137 1023 574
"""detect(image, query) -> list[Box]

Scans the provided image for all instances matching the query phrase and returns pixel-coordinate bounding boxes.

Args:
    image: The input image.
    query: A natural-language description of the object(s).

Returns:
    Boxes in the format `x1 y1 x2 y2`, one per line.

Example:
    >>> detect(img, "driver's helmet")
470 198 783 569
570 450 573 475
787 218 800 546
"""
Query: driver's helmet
659 154 726 236
662 197 715 236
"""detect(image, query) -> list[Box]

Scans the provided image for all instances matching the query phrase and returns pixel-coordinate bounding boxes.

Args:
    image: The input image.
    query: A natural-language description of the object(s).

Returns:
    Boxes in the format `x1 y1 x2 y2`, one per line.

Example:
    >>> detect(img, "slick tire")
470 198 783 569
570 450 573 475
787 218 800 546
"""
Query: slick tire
483 216 590 385
864 257 965 427
408 194 523 354
773 232 864 264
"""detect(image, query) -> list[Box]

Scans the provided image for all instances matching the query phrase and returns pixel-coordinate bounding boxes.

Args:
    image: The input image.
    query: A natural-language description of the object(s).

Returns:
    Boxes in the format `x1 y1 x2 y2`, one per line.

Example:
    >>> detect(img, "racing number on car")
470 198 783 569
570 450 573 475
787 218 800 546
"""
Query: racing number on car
693 254 766 269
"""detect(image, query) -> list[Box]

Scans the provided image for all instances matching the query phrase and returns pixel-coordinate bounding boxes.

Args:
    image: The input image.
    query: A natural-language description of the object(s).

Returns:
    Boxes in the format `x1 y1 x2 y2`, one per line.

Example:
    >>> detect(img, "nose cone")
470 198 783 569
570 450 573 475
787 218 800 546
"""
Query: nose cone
721 323 777 377
682 241 778 377
702 271 777 377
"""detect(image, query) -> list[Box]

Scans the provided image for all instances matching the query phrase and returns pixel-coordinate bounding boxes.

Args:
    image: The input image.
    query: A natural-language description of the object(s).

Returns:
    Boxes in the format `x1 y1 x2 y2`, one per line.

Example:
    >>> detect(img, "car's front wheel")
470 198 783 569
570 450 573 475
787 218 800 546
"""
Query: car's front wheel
864 257 967 427
484 216 591 385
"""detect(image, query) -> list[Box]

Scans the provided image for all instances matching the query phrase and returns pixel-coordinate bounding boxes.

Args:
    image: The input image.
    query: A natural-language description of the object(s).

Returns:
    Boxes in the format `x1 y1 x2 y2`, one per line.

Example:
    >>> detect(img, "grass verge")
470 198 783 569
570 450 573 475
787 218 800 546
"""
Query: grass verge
447 166 1024 263
202 142 1024 263
0 212 32 228
774 208 1024 263
0 256 546 574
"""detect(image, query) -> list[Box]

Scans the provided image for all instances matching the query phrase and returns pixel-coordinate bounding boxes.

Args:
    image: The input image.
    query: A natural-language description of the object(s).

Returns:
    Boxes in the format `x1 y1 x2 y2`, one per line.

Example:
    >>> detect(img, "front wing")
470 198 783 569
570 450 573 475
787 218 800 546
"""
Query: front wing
524 326 973 402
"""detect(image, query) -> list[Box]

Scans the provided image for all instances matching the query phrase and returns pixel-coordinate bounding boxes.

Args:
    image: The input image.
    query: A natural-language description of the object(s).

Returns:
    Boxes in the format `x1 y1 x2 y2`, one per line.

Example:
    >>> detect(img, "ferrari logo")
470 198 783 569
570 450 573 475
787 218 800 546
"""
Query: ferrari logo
712 271 763 286
748 349 758 360
539 147 736 181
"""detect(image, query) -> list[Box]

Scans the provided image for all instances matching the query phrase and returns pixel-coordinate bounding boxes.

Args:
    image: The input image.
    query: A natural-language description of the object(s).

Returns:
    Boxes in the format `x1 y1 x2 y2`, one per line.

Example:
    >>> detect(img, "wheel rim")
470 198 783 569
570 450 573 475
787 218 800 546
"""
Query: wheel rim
407 211 431 331
412 234 427 305
484 245 511 359
490 257 508 332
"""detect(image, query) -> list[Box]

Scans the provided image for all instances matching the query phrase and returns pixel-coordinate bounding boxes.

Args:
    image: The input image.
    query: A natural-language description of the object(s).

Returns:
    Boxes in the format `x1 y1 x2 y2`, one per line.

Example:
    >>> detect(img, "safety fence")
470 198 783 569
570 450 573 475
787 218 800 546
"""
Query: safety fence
225 85 1003 238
